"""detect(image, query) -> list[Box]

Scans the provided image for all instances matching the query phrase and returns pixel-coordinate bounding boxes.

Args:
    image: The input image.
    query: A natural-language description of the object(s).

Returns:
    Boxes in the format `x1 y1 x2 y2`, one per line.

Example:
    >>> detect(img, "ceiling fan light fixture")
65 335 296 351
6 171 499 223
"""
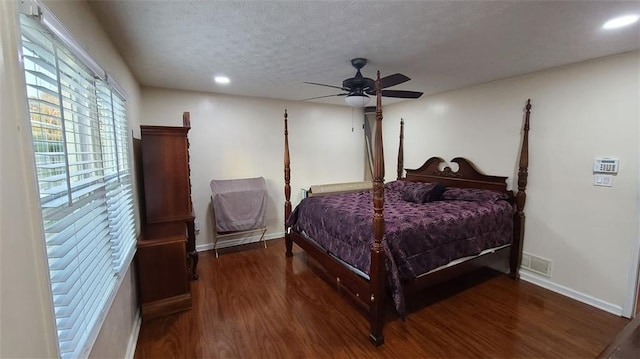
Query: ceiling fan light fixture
345 94 370 107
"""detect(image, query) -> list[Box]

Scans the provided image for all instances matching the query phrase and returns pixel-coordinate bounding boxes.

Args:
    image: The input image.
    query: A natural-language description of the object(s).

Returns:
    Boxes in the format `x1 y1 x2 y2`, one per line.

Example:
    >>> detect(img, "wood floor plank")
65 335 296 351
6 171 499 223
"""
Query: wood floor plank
134 239 628 358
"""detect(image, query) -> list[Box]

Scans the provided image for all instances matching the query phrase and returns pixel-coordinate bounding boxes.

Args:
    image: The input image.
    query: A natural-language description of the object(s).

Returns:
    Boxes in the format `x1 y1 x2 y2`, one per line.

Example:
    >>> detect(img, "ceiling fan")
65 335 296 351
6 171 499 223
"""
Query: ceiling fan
303 58 423 106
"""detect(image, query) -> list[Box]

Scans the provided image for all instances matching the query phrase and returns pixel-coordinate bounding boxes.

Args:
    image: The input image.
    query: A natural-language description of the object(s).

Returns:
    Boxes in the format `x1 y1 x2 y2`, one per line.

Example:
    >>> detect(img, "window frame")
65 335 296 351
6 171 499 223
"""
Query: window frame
17 3 137 358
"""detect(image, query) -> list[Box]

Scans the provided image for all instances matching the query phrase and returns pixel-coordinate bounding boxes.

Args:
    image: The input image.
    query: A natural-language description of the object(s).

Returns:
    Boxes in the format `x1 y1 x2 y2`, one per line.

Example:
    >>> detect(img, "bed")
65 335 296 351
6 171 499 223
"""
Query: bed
283 71 532 345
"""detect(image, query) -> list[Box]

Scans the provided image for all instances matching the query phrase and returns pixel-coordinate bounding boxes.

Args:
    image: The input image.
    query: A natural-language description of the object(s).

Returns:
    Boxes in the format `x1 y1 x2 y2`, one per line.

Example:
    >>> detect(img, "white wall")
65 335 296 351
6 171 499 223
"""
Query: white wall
88 268 139 358
141 88 365 249
383 51 640 313
0 0 142 357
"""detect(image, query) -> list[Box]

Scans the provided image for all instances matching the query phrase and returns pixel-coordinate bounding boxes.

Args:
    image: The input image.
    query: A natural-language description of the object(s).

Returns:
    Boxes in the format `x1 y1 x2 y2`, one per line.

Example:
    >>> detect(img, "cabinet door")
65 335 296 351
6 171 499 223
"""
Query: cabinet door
136 234 192 320
141 127 191 222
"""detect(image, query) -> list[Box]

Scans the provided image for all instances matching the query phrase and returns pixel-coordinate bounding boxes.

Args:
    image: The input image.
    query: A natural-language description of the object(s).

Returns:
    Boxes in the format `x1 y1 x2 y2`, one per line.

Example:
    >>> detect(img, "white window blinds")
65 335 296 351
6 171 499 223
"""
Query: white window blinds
19 13 136 359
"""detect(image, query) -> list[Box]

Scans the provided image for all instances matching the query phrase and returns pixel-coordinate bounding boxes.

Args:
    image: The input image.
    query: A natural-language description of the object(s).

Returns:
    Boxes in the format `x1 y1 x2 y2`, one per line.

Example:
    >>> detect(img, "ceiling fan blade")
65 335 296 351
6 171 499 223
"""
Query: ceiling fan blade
381 90 423 99
301 93 347 101
304 82 349 91
379 73 410 89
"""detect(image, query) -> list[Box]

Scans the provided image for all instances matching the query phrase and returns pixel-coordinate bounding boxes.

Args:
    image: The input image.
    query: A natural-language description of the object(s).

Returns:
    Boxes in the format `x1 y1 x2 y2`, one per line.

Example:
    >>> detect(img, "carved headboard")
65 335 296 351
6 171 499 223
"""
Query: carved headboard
404 157 510 193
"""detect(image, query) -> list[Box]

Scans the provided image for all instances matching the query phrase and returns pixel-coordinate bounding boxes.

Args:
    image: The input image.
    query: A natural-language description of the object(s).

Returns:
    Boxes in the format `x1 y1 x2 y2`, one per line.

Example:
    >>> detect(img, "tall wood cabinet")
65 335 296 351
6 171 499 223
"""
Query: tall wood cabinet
136 112 198 320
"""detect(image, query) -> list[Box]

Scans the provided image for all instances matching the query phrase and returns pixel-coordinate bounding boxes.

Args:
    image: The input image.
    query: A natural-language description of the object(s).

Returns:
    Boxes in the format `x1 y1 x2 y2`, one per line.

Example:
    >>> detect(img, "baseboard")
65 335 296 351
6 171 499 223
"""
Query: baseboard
196 231 284 252
519 271 624 316
142 293 192 320
125 309 142 359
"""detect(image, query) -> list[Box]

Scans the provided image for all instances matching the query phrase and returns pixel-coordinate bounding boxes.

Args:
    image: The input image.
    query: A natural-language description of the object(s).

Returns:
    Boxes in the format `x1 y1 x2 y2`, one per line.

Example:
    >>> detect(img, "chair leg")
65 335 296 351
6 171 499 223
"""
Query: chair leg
260 228 267 248
213 232 220 258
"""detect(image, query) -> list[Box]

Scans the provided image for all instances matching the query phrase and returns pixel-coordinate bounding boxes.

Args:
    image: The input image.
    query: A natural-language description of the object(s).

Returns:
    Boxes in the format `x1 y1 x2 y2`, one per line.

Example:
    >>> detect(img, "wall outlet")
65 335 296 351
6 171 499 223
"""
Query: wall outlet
194 219 200 234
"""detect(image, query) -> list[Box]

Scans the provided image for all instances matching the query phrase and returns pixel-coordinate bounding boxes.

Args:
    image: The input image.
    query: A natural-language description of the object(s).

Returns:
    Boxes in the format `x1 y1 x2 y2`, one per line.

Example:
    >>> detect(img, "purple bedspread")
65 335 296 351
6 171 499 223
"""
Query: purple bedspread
287 181 514 315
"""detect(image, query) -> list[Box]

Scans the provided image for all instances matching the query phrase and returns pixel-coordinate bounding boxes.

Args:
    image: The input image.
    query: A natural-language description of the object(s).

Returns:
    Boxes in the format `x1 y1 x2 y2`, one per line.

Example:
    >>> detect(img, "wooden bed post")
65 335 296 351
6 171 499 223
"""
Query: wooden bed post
369 71 386 346
397 118 404 180
284 109 293 257
182 112 198 279
511 99 531 279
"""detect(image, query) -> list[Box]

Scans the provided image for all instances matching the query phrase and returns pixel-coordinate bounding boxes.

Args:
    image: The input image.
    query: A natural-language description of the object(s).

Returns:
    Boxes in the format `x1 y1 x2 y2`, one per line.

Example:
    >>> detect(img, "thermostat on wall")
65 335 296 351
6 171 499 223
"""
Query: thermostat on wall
593 157 619 174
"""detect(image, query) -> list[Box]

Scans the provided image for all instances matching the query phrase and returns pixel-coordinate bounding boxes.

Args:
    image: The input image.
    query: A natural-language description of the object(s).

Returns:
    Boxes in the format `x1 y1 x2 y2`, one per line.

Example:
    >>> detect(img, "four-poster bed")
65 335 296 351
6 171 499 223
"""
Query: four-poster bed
284 71 532 345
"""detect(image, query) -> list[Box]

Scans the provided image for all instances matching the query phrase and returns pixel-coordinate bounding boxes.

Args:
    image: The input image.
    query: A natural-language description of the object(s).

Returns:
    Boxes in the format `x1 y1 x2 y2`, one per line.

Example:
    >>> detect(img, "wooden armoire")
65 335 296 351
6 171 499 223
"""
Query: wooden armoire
136 112 198 320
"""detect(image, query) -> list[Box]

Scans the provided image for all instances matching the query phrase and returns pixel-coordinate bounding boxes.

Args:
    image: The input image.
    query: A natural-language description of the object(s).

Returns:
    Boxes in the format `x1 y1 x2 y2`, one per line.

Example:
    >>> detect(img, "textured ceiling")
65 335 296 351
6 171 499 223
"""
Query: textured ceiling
89 0 640 106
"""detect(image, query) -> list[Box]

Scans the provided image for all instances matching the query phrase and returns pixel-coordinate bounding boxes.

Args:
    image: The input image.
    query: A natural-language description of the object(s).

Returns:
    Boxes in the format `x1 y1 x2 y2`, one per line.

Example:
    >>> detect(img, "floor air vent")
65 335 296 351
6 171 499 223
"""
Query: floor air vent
521 252 552 278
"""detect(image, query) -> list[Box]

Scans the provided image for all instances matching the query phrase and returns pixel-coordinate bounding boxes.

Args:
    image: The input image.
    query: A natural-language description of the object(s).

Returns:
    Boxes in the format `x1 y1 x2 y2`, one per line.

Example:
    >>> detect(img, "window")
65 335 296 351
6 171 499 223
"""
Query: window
19 9 135 359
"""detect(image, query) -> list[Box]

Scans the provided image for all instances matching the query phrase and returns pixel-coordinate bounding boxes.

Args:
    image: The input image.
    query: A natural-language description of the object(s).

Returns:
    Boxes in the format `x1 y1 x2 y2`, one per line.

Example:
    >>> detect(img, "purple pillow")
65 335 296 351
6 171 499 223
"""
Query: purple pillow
441 187 509 202
385 180 410 193
400 182 446 204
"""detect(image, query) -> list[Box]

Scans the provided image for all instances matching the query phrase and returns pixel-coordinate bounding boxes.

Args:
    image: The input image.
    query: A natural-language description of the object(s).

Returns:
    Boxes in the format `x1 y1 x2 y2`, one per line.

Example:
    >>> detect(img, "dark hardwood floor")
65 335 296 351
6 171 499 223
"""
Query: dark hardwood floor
598 315 640 358
134 239 628 358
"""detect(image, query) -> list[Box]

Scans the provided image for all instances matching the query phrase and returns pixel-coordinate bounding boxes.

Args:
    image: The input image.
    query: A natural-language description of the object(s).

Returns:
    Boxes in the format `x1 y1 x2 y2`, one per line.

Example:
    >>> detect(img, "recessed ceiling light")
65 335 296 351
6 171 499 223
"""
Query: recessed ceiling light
214 76 230 84
603 15 639 30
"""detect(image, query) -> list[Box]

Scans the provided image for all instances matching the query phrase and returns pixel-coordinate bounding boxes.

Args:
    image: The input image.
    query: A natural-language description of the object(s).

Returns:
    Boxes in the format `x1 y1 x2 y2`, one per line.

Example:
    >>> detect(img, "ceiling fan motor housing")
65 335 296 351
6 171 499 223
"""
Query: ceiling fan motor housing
343 58 375 95
343 77 375 95
302 57 423 101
